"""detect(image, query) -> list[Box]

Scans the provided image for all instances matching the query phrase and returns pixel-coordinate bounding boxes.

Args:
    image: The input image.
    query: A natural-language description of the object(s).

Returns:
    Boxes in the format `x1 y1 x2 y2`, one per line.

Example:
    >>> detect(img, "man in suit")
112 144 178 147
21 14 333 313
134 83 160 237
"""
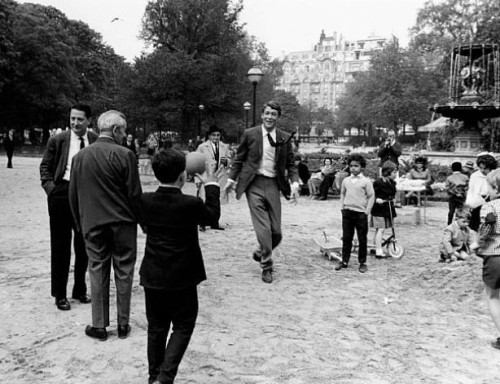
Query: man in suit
139 149 220 384
196 124 230 230
4 129 15 168
224 101 299 283
40 104 97 311
69 110 143 341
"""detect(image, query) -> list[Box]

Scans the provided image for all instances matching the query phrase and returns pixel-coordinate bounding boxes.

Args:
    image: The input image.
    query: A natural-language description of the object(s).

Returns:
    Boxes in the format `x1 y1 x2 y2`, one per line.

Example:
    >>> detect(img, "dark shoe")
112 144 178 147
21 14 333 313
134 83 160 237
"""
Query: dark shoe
253 251 262 263
439 254 447 263
211 225 225 230
118 324 131 339
359 264 368 273
199 226 206 232
335 262 347 271
72 294 91 304
491 338 500 350
55 298 71 311
262 269 273 283
85 325 107 341
318 196 327 200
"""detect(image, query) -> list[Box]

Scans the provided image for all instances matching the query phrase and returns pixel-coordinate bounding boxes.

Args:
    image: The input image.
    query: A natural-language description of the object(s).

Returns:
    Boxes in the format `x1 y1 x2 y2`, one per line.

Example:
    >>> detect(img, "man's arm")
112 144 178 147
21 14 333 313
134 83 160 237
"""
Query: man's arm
68 159 82 233
39 137 57 195
124 150 144 227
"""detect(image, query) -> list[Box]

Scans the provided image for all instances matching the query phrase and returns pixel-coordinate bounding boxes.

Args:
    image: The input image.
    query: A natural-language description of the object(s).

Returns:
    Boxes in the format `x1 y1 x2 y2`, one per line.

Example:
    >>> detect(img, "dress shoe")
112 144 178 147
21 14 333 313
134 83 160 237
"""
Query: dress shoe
262 269 273 283
55 298 71 311
72 294 91 304
118 324 131 339
335 262 347 271
318 196 327 200
211 225 225 230
359 264 368 273
492 337 500 350
85 325 107 341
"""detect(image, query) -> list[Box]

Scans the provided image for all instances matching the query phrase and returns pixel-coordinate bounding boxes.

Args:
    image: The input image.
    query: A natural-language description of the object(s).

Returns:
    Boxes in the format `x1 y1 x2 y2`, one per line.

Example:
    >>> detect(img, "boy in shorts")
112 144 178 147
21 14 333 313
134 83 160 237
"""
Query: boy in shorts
439 208 477 262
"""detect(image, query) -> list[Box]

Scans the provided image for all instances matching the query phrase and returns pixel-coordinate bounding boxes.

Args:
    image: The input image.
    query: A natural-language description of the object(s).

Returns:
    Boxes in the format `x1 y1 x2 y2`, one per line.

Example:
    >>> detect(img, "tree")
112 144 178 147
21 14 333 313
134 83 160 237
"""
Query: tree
336 39 446 137
136 0 277 140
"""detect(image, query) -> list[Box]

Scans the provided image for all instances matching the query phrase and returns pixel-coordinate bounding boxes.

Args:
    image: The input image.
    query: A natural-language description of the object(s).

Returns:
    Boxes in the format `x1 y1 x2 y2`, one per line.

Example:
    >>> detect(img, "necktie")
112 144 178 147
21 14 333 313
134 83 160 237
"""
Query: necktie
214 143 219 166
267 133 277 147
79 137 85 150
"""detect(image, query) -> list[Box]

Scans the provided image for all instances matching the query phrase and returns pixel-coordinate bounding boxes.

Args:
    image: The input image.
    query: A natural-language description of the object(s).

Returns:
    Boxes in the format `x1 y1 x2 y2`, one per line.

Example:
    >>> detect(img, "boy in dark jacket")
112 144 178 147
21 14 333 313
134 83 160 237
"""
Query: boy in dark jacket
139 149 220 384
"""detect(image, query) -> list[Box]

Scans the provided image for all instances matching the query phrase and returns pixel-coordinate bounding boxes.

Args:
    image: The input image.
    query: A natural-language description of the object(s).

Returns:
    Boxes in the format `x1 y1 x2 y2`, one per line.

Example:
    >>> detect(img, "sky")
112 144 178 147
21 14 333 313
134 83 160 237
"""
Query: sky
18 0 429 62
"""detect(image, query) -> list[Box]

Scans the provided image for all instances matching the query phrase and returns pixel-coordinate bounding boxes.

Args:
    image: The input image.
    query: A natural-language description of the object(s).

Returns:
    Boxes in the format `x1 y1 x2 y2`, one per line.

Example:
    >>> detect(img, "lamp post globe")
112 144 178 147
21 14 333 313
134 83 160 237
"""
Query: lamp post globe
246 67 263 126
198 104 204 137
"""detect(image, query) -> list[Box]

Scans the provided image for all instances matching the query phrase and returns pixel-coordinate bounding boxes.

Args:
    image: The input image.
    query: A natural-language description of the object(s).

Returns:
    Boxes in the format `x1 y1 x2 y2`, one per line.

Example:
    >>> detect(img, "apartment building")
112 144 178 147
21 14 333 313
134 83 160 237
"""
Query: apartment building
278 30 387 111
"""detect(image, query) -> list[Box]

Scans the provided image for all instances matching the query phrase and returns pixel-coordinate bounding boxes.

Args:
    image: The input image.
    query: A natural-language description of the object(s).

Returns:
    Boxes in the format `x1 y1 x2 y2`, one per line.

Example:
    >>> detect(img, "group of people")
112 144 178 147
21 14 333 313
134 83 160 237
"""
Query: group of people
35 98 500 384
37 100 299 383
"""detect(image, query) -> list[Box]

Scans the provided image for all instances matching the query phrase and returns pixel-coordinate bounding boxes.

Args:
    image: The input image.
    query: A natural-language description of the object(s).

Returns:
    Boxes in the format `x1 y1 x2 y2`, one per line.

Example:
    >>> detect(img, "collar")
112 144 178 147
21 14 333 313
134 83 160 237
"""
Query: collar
350 173 363 179
71 130 88 141
261 126 276 138
159 184 181 189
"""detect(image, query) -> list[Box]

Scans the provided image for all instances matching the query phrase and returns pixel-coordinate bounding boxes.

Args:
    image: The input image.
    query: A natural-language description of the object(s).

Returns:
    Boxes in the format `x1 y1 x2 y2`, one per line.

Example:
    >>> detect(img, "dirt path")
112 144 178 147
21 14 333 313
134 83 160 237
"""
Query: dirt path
0 157 499 383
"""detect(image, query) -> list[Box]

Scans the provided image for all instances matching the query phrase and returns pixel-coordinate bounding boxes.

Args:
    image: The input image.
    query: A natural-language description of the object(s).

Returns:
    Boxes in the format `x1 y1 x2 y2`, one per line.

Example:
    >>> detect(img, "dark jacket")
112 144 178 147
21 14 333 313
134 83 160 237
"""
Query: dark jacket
40 130 98 195
377 140 402 167
139 185 220 291
68 136 143 235
371 177 397 218
228 126 298 200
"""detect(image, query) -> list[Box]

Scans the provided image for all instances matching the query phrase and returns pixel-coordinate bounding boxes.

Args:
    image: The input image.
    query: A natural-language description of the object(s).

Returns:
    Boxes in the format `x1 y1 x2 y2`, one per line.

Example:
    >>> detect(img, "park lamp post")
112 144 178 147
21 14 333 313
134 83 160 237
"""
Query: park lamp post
246 67 263 126
243 102 251 129
198 104 204 137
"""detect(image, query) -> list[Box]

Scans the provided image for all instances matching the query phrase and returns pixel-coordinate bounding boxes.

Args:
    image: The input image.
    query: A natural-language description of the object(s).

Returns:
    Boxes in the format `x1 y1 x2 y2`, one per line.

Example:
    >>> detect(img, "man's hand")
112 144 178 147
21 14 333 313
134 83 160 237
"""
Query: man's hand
224 178 236 193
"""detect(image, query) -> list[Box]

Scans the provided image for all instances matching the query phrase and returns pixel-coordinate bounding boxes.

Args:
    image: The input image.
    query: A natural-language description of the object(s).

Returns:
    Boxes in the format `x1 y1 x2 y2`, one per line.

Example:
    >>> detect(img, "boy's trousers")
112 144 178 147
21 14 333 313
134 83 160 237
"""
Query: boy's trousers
341 209 368 265
145 286 198 384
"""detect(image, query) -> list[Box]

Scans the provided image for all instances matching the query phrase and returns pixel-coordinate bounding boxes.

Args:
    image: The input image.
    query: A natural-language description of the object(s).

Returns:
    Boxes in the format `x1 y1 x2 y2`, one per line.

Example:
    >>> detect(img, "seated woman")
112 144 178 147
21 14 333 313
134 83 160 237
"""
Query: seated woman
406 156 433 205
307 158 334 199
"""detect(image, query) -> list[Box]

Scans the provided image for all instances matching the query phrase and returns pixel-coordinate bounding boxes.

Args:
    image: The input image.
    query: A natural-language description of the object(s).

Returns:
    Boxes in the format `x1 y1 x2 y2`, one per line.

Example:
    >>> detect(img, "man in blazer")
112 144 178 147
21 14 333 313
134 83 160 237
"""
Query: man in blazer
196 124 230 230
69 110 143 341
224 101 299 283
40 104 97 311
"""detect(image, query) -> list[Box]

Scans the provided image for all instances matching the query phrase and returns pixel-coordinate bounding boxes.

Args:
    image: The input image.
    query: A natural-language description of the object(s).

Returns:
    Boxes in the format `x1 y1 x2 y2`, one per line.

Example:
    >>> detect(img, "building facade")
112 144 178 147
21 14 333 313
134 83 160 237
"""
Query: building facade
278 30 388 111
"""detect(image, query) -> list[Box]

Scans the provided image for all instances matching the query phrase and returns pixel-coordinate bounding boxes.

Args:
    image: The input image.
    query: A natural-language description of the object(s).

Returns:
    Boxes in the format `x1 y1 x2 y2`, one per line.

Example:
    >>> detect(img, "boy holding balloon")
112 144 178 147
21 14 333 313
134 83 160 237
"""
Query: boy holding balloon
139 149 220 384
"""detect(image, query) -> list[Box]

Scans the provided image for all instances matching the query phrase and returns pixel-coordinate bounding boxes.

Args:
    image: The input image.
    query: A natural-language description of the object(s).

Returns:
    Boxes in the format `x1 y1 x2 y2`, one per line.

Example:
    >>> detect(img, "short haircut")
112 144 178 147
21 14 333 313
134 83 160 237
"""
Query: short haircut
477 154 497 170
486 168 500 190
451 162 462 172
348 154 366 168
71 104 91 118
151 149 186 183
97 110 126 132
455 208 471 220
294 154 302 161
262 101 281 117
381 161 397 176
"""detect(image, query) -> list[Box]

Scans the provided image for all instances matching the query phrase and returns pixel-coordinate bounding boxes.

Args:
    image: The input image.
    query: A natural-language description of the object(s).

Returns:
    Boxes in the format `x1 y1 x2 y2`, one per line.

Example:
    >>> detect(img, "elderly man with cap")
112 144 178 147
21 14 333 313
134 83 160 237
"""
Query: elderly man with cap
196 124 230 230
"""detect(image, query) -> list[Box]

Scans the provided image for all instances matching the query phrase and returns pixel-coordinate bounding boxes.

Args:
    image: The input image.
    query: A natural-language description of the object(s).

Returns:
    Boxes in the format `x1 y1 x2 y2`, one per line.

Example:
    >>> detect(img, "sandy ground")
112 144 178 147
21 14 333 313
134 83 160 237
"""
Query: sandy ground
1 156 500 384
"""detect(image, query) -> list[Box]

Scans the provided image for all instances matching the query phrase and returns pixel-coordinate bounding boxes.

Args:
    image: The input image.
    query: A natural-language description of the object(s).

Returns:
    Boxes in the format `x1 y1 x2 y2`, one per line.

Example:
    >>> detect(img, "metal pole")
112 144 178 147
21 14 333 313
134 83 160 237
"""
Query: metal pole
252 82 257 126
245 109 249 129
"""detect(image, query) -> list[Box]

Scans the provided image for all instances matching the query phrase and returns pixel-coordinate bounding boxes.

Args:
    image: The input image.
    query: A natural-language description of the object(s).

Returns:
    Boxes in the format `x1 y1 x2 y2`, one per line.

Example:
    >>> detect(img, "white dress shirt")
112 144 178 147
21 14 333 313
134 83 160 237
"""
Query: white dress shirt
63 131 89 181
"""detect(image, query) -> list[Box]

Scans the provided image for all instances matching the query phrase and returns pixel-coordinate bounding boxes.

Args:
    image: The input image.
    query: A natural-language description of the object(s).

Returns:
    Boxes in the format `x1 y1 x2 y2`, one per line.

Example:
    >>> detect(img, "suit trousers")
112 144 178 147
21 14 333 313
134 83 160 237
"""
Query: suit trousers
84 222 137 328
447 196 465 225
145 286 198 384
48 182 88 299
245 175 282 270
341 209 368 265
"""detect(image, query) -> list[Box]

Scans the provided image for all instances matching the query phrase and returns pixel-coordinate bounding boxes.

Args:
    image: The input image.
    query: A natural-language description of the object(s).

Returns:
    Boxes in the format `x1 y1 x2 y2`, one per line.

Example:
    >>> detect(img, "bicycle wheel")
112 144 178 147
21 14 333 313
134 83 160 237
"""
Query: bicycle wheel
386 242 405 259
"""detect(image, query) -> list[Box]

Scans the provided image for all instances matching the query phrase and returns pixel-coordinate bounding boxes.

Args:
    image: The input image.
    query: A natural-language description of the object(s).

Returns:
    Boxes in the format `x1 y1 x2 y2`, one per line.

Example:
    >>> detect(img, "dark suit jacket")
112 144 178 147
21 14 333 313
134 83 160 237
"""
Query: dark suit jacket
228 126 298 200
40 130 98 195
68 136 143 235
139 184 220 291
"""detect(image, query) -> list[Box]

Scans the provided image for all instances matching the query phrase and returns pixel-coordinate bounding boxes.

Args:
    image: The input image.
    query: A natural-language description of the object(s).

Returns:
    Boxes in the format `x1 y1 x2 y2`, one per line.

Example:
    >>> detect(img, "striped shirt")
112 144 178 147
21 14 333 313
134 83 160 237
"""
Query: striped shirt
478 198 500 256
